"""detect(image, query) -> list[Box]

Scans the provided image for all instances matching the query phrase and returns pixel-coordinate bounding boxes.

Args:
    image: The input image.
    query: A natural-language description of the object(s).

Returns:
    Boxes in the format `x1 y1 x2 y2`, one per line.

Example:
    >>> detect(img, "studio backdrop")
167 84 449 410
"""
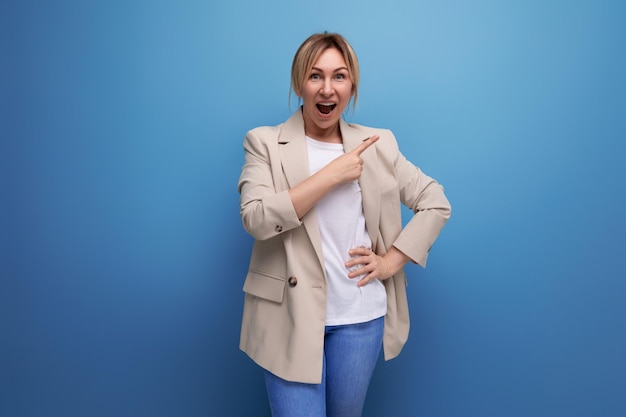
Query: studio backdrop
3 0 625 416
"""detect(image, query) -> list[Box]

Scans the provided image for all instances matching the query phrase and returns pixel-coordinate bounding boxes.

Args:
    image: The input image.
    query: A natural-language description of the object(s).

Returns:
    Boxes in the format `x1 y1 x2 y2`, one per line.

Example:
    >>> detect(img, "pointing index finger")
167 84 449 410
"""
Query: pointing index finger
353 135 380 155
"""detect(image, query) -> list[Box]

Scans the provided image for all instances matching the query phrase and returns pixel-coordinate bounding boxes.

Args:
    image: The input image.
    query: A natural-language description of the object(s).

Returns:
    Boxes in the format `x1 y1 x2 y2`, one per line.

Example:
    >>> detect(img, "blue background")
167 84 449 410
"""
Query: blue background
3 0 625 416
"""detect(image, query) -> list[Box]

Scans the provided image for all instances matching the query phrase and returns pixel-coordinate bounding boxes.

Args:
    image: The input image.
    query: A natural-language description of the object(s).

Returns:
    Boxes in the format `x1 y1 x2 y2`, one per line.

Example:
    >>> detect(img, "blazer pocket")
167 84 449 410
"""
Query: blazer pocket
243 270 286 303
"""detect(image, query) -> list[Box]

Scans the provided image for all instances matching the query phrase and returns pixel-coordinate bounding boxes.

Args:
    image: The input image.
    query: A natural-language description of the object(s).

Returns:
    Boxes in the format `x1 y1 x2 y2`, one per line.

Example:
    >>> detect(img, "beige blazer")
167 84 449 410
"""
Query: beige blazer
238 109 451 383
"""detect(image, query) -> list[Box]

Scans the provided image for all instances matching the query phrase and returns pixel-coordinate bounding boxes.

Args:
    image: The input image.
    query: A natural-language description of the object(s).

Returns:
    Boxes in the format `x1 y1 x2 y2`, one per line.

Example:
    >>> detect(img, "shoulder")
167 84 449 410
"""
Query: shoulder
343 121 389 136
242 122 286 154
246 123 284 141
245 110 302 143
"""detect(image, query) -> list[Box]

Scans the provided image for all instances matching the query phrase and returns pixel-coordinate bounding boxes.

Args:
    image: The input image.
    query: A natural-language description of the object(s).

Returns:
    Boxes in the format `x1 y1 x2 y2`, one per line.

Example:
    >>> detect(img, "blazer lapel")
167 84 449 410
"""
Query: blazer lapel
278 109 309 190
340 119 381 252
278 109 327 271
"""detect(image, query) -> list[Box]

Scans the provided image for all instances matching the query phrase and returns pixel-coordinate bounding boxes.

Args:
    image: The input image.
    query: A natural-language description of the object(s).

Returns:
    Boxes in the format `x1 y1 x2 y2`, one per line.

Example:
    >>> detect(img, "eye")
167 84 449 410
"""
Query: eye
310 73 321 80
335 73 345 80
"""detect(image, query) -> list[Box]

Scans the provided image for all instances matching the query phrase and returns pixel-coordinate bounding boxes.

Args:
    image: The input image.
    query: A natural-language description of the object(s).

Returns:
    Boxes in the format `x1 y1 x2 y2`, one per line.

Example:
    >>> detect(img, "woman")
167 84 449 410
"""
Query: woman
238 32 451 417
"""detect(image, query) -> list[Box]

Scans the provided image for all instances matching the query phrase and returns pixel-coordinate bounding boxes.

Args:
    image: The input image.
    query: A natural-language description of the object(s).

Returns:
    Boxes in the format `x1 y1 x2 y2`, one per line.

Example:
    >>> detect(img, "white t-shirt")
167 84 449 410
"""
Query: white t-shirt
305 136 387 326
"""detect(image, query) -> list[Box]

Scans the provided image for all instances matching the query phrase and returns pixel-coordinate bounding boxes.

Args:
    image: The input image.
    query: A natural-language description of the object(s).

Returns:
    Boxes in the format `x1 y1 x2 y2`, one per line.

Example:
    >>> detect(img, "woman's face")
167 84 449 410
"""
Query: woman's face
299 47 353 140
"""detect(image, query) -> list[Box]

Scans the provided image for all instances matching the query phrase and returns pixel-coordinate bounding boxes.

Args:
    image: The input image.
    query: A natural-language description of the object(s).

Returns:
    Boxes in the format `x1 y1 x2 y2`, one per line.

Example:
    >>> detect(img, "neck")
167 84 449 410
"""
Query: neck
304 122 342 144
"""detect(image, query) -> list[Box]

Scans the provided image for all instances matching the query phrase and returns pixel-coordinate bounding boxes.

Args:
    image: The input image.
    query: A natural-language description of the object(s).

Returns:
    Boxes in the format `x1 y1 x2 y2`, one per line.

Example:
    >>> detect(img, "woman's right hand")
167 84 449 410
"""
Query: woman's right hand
322 135 380 185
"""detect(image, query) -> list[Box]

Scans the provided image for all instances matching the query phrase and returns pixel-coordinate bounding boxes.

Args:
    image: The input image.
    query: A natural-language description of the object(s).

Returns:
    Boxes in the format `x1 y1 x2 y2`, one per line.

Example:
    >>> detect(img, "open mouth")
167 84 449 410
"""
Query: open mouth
316 103 337 115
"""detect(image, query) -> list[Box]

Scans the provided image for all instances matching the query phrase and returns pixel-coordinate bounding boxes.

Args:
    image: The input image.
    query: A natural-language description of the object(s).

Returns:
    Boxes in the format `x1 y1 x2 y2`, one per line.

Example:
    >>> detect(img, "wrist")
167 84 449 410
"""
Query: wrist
383 247 411 276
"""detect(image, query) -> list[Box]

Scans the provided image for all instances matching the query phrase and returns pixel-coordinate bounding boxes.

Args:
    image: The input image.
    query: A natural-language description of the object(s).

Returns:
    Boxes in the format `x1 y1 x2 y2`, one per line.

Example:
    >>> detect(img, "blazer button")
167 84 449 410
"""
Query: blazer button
288 276 297 287
275 225 283 233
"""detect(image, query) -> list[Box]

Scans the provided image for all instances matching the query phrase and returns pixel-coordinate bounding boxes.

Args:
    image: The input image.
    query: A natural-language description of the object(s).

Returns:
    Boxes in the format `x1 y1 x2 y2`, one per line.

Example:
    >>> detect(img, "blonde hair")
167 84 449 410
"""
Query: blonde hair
291 32 360 107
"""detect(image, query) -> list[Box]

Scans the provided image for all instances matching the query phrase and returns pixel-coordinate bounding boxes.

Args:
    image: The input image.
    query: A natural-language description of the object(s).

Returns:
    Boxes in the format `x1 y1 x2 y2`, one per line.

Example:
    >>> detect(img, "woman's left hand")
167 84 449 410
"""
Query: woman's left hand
345 246 411 287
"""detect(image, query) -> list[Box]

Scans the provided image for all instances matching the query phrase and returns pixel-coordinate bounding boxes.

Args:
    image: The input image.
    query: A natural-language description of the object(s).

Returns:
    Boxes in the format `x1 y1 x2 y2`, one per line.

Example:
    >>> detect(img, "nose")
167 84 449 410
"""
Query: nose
320 79 333 96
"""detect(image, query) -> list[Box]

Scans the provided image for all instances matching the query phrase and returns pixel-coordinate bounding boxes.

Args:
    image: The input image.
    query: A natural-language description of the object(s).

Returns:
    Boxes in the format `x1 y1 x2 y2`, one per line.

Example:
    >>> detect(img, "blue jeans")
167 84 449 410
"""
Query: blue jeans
264 317 384 417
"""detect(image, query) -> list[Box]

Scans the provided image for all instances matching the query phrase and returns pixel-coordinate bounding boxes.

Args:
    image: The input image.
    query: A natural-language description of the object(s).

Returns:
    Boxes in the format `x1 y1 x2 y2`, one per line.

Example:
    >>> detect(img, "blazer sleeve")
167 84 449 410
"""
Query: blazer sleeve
385 130 451 266
238 128 302 241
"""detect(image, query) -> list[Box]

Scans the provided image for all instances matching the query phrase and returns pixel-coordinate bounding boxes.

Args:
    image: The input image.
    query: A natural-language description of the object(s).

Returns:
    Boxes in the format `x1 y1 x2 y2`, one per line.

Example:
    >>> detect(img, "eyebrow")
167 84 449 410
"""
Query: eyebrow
311 66 349 72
